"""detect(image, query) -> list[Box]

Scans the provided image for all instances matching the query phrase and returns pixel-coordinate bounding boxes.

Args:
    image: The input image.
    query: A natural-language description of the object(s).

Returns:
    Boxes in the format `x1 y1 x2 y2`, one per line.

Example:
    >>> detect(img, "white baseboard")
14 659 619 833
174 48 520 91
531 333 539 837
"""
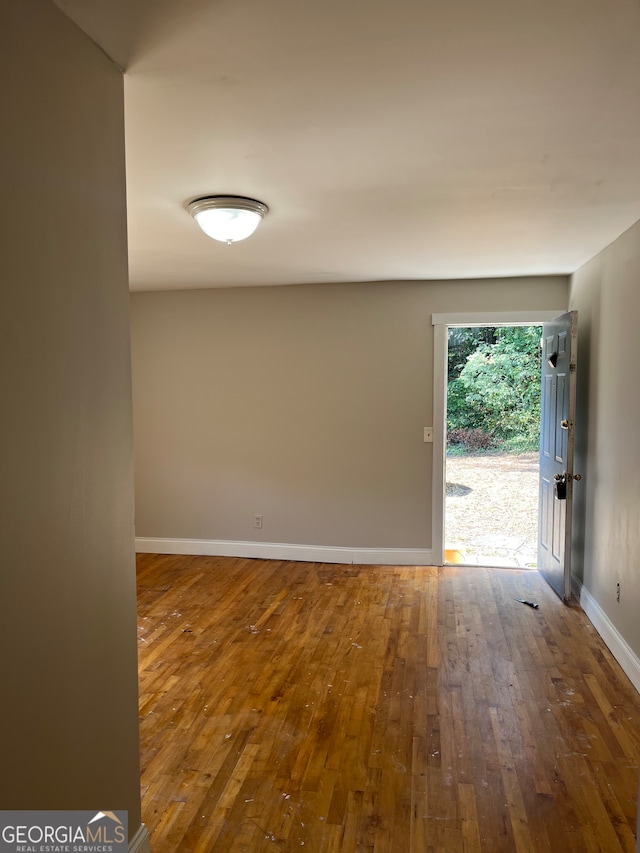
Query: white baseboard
571 572 582 599
129 824 150 853
135 537 434 567
579 583 640 694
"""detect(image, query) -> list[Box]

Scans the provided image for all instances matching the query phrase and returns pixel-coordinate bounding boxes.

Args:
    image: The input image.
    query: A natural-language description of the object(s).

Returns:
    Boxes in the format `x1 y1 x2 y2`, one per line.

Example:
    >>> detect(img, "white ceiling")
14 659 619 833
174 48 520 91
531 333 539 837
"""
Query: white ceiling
54 0 640 291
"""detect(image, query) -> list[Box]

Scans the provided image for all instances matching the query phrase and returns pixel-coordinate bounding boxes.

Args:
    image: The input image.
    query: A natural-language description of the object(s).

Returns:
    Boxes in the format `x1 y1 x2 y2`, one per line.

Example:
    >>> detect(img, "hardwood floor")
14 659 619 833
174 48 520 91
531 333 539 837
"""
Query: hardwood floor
137 554 640 852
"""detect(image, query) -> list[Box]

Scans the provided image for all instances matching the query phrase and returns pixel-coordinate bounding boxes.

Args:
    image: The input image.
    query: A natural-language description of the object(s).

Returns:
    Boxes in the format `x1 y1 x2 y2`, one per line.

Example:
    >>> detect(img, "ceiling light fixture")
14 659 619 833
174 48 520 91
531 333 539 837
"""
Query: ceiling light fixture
187 196 268 245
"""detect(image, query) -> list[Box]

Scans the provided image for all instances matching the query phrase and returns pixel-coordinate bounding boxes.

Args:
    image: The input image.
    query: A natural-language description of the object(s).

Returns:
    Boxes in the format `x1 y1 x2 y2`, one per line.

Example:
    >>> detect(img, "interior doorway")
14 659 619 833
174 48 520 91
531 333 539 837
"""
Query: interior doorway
443 322 541 568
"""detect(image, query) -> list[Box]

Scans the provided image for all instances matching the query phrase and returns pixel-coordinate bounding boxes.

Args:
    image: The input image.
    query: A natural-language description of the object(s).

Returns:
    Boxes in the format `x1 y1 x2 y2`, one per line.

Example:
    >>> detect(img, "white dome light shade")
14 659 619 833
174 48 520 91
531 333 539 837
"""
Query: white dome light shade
188 196 268 244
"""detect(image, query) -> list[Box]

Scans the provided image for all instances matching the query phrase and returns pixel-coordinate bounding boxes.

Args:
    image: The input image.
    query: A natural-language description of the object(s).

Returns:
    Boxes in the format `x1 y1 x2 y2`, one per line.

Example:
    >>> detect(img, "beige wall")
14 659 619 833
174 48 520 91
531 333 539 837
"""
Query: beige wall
0 0 142 836
131 276 567 552
570 217 640 668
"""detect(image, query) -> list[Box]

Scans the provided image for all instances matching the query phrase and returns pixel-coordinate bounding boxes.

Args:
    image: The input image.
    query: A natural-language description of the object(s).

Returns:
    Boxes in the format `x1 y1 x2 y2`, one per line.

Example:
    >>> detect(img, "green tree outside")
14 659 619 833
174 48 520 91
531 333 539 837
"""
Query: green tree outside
447 326 541 452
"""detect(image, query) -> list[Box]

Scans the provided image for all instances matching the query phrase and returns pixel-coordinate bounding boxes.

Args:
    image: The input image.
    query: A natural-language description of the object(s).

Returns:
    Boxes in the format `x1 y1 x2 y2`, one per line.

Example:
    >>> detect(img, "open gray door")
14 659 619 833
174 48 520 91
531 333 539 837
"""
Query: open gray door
538 311 579 601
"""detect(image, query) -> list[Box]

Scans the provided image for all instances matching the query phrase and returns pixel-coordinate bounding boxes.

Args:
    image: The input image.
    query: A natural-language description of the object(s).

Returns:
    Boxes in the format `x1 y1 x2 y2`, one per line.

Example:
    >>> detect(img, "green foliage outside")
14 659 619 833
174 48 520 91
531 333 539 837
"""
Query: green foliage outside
447 326 541 453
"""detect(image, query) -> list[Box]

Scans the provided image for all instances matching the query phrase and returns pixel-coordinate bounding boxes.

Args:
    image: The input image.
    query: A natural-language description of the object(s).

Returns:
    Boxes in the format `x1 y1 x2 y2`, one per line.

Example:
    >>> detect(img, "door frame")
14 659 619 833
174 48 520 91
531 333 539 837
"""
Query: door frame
431 310 563 566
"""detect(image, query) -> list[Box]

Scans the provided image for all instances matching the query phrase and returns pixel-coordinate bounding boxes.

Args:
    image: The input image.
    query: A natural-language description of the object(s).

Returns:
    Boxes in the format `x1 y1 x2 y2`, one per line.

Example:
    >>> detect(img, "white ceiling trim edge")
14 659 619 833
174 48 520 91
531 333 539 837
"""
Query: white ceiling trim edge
431 311 563 326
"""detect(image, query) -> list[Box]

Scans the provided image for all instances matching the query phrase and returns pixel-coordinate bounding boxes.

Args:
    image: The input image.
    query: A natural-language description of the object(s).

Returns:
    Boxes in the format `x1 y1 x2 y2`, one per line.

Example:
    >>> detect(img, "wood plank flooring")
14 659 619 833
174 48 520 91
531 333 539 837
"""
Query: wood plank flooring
137 555 640 852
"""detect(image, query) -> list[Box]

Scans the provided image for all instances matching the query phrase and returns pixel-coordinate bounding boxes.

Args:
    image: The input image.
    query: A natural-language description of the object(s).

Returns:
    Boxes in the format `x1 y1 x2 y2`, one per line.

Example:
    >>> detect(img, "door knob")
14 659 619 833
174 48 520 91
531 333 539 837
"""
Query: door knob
573 474 582 481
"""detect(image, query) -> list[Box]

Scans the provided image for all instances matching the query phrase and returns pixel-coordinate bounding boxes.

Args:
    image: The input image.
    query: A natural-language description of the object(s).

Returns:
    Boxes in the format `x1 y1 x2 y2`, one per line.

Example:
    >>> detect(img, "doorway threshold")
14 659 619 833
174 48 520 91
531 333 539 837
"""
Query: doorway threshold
444 547 537 569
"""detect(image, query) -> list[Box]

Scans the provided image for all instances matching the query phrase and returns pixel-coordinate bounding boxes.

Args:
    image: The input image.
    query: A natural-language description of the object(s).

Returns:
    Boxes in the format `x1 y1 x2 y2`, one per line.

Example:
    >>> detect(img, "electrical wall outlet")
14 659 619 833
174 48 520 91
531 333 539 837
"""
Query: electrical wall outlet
423 427 433 443
254 514 263 529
